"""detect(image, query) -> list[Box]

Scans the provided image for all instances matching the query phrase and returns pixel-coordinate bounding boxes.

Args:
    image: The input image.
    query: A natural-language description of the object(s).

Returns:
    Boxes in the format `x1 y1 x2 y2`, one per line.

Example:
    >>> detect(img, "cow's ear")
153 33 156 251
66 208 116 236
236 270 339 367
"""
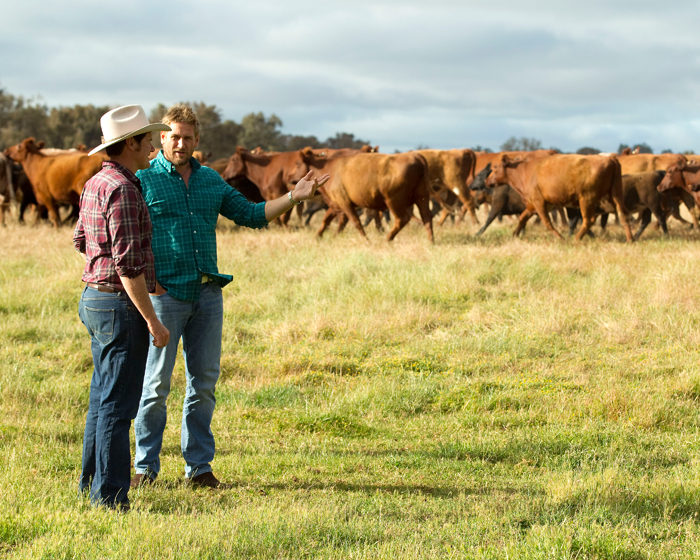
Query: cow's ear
301 147 313 157
235 145 245 155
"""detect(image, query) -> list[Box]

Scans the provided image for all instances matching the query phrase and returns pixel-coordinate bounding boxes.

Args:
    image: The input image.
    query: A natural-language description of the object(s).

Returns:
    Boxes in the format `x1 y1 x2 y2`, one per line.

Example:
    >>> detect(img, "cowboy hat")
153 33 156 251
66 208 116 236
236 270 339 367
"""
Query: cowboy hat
89 105 171 156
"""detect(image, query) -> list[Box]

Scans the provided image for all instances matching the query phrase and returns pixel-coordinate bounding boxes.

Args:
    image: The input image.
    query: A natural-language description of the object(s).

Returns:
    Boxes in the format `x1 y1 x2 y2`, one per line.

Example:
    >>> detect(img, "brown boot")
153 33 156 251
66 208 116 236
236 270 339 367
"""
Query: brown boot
188 471 229 489
130 473 155 488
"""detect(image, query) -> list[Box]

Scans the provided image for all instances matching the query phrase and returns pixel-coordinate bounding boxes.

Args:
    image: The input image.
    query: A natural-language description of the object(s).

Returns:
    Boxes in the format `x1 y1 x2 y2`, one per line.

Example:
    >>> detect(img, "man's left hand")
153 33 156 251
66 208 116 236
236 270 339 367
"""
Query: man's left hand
292 171 330 202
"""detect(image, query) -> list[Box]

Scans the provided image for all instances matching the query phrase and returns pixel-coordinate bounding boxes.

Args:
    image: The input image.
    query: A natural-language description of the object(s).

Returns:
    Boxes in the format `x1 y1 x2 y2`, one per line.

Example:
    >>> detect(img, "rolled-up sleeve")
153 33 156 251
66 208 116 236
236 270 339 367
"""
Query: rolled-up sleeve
106 183 146 279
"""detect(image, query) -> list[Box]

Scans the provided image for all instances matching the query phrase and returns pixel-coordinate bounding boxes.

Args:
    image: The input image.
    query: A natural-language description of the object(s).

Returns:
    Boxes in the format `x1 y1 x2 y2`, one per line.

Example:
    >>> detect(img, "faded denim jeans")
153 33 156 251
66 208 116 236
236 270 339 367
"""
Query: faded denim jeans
134 282 223 479
79 285 149 508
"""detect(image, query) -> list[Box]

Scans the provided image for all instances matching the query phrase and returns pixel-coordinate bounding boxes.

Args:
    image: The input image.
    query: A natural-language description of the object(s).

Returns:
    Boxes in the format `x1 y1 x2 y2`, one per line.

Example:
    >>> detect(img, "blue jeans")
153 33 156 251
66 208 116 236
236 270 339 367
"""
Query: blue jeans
134 282 223 479
78 286 150 508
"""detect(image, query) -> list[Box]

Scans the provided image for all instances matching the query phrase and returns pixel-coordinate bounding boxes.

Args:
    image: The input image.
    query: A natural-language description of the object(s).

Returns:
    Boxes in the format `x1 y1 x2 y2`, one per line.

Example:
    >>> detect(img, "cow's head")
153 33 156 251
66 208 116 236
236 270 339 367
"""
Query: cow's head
658 165 685 193
4 137 42 162
469 163 492 191
486 154 516 188
284 150 310 185
301 146 329 171
222 146 247 181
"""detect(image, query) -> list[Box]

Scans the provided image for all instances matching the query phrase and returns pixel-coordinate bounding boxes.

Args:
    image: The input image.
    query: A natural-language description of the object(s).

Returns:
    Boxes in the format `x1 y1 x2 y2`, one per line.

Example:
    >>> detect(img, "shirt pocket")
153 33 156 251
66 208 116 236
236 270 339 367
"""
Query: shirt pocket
83 307 115 345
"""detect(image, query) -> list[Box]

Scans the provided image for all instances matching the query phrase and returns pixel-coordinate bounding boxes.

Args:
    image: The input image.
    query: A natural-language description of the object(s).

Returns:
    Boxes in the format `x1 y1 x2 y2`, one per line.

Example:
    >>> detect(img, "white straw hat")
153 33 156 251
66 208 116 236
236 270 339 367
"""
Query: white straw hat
89 105 172 156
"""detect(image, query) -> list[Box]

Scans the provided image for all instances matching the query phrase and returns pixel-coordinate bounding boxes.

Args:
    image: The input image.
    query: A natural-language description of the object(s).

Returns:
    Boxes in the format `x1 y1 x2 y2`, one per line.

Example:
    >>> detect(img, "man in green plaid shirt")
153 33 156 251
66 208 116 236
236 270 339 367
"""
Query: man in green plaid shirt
132 104 328 489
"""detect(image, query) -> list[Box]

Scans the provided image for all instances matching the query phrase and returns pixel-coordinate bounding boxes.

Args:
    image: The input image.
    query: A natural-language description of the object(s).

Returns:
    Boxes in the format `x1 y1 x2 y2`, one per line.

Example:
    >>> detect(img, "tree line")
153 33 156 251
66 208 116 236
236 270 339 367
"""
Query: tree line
1 88 691 159
0 89 371 161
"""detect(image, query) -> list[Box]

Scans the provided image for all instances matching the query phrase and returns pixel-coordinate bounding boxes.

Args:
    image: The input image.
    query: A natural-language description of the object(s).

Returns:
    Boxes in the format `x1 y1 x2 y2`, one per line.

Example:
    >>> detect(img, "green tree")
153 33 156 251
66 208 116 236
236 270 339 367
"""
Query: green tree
500 136 543 151
280 134 324 151
239 112 283 151
0 90 49 149
45 104 109 150
325 132 370 150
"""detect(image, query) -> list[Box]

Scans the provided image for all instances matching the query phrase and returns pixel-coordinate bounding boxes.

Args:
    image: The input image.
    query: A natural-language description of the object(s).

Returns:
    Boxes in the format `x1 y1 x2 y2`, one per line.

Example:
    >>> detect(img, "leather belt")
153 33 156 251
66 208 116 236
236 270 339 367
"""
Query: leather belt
86 282 124 293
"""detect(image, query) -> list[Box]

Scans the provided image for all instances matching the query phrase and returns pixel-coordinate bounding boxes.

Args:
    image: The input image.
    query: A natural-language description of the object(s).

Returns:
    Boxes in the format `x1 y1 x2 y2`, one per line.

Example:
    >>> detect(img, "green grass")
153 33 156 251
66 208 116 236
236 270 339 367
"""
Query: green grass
3 213 700 558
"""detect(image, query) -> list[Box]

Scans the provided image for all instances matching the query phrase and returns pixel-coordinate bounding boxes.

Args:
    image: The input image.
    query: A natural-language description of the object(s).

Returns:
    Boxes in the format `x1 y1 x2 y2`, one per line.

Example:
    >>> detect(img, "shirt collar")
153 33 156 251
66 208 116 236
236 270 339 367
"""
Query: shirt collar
154 150 202 174
103 160 141 190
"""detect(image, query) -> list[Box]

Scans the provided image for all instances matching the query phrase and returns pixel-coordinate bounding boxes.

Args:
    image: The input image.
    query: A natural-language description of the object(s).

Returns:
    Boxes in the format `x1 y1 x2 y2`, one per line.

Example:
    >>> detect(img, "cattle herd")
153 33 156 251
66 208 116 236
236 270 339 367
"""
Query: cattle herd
1 137 699 243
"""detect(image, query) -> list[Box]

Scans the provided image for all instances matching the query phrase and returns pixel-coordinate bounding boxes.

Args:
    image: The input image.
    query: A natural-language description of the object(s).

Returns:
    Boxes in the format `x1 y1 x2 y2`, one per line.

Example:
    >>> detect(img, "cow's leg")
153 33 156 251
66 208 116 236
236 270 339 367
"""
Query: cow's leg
457 193 479 225
634 208 652 240
412 191 434 243
475 196 507 236
573 202 596 241
609 194 634 243
532 200 563 239
338 204 367 239
279 209 292 228
436 207 451 227
369 209 384 232
336 212 349 234
512 208 535 237
649 202 668 236
316 208 341 238
384 206 413 242
42 199 60 228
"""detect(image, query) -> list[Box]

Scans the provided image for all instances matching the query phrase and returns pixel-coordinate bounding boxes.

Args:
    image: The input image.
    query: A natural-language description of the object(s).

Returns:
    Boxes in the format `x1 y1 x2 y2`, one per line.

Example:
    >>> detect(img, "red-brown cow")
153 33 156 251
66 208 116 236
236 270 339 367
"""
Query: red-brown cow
487 153 633 242
302 151 433 242
658 164 700 199
619 153 686 175
4 138 104 227
416 149 478 226
222 147 308 226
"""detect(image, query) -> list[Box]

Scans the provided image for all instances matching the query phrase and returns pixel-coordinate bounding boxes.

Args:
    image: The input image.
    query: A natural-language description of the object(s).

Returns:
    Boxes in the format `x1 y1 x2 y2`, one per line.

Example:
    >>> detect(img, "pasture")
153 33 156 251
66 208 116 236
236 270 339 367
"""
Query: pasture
3 213 700 559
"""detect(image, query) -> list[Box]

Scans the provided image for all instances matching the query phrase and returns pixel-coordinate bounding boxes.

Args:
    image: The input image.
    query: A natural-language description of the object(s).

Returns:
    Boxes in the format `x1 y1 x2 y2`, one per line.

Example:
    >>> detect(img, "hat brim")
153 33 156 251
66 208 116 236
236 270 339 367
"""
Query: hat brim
88 123 172 156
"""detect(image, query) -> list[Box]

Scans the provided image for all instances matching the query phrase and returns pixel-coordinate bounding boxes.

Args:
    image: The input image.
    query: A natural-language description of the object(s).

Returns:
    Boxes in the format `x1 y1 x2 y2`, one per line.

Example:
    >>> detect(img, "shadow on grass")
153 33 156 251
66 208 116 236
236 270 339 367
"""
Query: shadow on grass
132 478 536 515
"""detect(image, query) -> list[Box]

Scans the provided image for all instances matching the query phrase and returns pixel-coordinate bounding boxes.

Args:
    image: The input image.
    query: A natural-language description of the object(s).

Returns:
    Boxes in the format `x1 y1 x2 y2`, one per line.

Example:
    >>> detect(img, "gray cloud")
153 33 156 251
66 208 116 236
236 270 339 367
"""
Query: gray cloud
2 1 700 152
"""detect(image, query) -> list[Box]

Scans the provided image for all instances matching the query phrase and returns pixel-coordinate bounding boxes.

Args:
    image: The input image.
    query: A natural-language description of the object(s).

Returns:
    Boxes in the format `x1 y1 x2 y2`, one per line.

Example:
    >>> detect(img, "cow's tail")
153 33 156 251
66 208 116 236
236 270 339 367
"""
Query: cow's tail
608 154 633 242
413 152 434 242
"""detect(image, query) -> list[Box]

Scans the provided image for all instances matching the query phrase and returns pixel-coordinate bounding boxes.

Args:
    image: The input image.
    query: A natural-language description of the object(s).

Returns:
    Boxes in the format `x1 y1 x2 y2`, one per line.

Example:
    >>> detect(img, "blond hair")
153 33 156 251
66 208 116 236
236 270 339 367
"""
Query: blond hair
161 103 201 137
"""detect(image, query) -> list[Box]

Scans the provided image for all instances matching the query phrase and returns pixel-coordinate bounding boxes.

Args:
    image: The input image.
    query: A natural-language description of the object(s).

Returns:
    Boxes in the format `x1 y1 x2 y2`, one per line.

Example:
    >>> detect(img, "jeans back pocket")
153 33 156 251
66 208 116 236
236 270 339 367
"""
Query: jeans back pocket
84 307 115 345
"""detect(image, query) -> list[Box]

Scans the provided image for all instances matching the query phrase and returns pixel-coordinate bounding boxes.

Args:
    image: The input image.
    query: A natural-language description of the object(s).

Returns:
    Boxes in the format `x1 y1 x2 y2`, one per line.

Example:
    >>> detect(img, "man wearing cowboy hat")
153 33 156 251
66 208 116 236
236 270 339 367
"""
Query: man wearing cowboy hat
131 103 329 489
73 104 171 510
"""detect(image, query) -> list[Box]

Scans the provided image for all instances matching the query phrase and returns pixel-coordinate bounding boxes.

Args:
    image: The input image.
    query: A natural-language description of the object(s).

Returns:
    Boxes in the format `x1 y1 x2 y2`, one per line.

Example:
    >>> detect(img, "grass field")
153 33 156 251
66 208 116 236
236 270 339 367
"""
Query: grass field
3 212 700 559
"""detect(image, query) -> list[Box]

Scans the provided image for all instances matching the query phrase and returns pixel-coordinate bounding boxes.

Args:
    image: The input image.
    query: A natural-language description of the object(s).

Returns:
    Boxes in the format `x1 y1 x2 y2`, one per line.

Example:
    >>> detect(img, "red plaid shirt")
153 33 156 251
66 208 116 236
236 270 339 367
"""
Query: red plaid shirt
73 161 156 292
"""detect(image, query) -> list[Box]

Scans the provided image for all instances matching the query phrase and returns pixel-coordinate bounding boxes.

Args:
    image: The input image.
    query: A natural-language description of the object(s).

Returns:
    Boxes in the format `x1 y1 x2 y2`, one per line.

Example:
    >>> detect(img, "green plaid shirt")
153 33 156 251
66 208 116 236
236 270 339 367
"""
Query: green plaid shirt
137 151 268 302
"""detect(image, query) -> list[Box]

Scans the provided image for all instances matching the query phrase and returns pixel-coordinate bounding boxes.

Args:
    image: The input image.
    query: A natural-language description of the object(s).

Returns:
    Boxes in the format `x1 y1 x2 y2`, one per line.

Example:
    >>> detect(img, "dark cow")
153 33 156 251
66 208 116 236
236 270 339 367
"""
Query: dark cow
470 164 529 236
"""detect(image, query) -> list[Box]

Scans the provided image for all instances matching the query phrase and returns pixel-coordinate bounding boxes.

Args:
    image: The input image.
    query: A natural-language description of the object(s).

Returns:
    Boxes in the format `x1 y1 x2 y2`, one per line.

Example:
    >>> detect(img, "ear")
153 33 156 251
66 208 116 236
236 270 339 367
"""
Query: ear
160 130 168 143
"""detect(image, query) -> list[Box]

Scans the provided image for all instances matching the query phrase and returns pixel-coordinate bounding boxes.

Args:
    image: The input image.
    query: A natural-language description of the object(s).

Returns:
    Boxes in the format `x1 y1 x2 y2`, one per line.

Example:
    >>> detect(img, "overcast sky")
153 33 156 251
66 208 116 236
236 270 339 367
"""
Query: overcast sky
3 1 700 153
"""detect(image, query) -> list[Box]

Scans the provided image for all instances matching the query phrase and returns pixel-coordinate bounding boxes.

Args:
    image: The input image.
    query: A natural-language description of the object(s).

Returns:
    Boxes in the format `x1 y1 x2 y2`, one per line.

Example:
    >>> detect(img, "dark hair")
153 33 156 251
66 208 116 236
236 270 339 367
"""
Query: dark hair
105 132 147 157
